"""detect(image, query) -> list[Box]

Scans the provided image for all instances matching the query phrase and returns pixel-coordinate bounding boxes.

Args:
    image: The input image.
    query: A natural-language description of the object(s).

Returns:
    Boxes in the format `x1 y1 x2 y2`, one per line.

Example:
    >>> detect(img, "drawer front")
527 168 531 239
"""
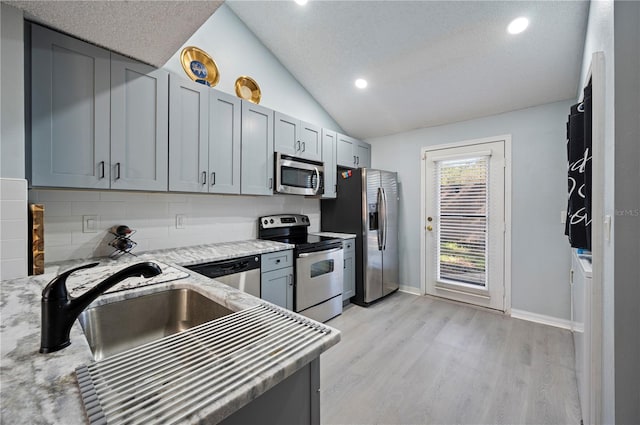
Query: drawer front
261 250 294 273
343 239 355 256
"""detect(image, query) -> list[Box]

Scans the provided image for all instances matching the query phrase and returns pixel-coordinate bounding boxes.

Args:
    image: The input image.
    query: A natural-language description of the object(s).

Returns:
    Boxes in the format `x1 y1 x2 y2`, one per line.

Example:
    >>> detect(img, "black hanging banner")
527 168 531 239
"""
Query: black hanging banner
565 82 592 249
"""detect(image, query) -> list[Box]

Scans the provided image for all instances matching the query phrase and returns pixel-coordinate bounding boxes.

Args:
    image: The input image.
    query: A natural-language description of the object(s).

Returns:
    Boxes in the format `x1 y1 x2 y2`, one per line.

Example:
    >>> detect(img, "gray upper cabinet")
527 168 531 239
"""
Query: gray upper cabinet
274 112 321 161
321 129 337 199
336 133 371 168
30 24 169 191
30 24 110 189
111 54 169 191
241 101 274 196
209 90 241 194
169 76 209 193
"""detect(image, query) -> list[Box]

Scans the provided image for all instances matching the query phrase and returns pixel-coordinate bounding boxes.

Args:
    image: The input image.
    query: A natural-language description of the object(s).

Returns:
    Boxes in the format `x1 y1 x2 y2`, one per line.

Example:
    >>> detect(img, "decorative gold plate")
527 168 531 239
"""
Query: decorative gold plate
235 76 261 104
180 46 219 87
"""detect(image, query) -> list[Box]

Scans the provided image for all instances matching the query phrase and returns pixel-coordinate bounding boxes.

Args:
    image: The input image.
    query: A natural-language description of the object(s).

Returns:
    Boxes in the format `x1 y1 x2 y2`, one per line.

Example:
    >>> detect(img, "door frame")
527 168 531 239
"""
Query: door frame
420 134 512 313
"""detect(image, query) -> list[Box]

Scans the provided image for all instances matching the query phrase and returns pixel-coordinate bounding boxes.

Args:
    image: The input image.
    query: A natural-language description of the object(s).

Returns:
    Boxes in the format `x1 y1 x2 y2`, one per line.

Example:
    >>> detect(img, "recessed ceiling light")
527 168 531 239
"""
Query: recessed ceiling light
355 78 368 89
295 0 308 5
507 17 529 34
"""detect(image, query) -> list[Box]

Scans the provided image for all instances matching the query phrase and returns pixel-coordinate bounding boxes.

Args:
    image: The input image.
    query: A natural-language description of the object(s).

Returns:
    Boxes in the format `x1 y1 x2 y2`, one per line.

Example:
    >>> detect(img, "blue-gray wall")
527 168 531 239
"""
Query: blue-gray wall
367 100 573 321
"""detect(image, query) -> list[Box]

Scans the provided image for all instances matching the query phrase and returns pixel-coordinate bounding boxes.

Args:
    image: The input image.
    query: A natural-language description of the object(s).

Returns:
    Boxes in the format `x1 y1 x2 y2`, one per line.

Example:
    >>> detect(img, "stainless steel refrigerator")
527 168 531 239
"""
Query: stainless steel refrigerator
321 168 399 306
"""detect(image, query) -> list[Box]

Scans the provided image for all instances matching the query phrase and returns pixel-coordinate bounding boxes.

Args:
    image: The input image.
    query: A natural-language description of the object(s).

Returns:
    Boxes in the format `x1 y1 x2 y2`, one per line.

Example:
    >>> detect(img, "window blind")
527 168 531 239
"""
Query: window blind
436 156 489 287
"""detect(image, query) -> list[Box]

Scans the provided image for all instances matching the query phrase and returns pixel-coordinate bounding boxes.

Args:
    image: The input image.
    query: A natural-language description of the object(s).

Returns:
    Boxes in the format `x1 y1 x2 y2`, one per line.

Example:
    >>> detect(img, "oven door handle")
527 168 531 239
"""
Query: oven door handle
313 167 320 194
297 247 342 258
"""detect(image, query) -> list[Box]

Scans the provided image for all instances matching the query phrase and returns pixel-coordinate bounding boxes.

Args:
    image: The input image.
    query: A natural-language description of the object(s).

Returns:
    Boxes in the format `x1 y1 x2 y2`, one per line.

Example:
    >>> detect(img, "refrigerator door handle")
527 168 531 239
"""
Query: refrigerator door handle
382 187 388 250
377 187 383 250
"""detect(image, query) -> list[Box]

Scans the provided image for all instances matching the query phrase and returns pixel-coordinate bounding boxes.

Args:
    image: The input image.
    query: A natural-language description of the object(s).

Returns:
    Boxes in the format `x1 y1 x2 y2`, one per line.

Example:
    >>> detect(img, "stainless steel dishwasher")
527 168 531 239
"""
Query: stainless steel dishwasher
185 255 261 298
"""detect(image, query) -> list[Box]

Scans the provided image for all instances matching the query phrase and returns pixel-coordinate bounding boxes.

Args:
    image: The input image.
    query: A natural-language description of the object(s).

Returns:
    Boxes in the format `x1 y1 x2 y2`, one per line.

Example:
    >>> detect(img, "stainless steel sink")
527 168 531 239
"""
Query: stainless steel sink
78 288 233 360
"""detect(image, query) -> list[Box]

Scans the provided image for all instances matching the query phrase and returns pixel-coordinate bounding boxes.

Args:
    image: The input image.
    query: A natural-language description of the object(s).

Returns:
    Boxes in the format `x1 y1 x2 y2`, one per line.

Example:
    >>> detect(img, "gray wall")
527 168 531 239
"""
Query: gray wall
0 3 24 178
367 100 573 320
162 4 341 132
613 1 640 422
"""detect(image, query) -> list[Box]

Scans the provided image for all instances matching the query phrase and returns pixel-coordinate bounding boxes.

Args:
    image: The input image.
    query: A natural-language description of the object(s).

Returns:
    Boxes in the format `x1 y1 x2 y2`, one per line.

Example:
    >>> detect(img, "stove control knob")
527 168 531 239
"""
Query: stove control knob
270 219 274 224
263 219 268 225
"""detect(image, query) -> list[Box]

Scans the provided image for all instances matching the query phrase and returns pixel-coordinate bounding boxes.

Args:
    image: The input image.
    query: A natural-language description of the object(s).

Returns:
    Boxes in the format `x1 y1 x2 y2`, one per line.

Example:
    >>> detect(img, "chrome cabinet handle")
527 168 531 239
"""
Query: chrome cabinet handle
211 172 216 186
115 162 121 180
296 141 301 151
269 177 273 189
288 274 294 287
356 156 360 166
353 155 357 166
302 141 306 152
202 171 207 185
98 161 105 179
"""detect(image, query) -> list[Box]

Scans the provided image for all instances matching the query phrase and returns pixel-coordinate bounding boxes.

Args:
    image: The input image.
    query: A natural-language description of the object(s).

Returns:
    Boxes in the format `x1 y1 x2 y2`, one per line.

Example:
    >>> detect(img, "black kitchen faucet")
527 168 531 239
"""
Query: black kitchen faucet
39 261 162 354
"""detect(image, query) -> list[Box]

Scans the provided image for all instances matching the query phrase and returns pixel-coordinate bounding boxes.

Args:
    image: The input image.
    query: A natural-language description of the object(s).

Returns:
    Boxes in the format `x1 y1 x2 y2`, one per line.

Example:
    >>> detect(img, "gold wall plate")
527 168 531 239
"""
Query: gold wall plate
180 46 220 87
235 76 261 104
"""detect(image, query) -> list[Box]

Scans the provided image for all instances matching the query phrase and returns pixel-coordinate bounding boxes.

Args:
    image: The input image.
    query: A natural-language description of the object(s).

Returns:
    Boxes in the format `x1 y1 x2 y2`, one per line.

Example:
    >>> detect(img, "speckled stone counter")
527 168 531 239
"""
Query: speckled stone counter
311 231 357 240
0 239 339 425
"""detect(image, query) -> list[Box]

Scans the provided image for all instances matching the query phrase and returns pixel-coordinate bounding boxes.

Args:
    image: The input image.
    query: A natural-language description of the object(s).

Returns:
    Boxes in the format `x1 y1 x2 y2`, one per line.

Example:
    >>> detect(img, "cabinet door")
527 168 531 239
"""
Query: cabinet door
241 101 274 195
355 141 371 169
209 90 241 194
321 129 337 199
262 267 294 310
343 239 356 301
168 76 209 192
111 54 169 191
336 134 356 168
300 121 322 161
274 111 298 156
30 24 110 189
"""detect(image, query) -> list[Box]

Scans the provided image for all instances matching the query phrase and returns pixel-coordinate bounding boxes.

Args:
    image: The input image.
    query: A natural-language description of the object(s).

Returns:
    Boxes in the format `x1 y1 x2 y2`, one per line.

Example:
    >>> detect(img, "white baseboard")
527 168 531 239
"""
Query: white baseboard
398 285 422 296
510 309 573 330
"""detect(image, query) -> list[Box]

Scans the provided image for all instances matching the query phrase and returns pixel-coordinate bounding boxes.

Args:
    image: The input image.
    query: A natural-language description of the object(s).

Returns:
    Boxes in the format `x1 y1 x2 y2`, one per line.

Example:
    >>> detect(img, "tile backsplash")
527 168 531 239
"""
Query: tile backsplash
1 179 28 279
29 189 321 263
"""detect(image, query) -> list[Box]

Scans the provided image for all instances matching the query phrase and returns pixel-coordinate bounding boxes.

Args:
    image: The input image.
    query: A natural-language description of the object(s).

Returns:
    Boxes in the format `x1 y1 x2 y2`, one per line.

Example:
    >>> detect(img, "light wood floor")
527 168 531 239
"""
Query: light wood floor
321 291 581 425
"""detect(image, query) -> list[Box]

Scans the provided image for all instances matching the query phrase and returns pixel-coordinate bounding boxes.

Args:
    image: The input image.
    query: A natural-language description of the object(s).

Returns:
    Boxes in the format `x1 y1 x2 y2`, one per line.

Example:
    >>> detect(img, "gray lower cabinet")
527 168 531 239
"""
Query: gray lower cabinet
261 250 294 310
168 76 209 192
219 358 320 425
336 133 371 169
321 129 337 199
110 54 169 191
30 23 110 189
30 23 169 191
242 101 274 195
342 238 356 302
274 112 322 161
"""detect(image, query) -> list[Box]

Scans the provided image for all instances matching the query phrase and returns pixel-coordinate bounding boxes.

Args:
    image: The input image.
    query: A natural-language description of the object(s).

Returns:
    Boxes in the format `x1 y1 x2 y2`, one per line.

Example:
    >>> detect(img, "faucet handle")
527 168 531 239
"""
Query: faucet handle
42 262 100 300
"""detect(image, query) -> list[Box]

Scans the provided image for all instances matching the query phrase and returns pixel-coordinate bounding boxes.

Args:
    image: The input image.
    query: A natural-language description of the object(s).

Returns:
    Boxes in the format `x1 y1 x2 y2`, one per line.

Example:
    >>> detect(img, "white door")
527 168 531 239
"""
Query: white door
423 139 507 311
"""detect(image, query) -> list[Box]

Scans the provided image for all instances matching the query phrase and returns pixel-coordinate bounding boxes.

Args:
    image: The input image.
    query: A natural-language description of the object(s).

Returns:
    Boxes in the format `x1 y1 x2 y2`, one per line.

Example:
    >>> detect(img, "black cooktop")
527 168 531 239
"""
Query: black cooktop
258 214 342 254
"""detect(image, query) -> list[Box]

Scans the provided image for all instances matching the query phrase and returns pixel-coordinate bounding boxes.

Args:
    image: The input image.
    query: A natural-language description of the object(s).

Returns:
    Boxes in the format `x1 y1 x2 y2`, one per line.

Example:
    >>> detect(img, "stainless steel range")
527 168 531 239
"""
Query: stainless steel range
258 214 343 323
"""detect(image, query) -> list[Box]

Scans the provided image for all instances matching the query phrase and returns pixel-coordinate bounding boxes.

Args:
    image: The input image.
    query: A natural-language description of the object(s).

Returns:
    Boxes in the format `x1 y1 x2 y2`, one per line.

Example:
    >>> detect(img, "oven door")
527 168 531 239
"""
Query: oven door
275 153 324 196
296 247 343 311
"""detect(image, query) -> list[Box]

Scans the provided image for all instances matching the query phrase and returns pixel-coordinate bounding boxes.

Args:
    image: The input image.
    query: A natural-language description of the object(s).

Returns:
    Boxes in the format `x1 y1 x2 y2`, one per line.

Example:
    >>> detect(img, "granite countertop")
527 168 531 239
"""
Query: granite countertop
0 239 339 424
311 231 357 240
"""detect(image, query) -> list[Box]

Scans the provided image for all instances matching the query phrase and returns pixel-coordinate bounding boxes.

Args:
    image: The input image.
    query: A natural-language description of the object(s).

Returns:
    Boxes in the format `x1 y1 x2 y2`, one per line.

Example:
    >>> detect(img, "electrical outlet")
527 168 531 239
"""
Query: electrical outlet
175 214 186 229
83 215 99 233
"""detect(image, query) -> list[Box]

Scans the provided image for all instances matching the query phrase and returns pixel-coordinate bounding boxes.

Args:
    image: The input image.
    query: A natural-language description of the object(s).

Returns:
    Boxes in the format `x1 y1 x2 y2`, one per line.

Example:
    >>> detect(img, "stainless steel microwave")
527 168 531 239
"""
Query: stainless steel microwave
275 153 324 196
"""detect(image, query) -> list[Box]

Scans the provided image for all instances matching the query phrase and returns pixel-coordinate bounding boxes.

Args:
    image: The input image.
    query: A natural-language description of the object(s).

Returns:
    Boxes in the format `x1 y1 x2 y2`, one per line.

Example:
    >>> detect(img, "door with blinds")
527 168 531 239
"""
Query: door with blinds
423 139 506 311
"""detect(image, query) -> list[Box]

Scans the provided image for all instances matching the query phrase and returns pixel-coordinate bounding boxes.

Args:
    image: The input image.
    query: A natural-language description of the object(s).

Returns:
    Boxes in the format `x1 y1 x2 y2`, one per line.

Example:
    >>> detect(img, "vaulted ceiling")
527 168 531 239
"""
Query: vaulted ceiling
227 0 589 139
6 0 223 67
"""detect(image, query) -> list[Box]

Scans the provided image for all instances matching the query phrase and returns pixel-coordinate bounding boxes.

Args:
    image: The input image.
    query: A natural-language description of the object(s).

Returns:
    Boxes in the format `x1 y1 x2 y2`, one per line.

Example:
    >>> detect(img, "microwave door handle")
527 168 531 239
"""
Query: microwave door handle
313 167 320 194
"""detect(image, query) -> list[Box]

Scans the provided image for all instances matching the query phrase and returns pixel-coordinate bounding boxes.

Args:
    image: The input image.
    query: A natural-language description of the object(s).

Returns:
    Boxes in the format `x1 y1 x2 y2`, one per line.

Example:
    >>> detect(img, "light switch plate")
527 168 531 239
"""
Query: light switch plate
175 214 186 229
83 215 99 233
561 210 567 224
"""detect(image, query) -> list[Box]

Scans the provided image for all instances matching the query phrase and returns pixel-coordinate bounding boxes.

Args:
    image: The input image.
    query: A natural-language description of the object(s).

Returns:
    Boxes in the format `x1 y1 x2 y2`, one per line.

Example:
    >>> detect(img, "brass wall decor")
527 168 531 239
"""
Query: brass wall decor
235 76 261 104
180 46 220 87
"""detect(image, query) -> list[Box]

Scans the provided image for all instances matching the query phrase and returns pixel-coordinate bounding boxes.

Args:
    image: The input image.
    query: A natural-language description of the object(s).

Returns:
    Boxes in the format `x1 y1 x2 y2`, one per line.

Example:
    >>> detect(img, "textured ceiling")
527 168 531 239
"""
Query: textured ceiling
227 1 589 139
6 0 223 67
